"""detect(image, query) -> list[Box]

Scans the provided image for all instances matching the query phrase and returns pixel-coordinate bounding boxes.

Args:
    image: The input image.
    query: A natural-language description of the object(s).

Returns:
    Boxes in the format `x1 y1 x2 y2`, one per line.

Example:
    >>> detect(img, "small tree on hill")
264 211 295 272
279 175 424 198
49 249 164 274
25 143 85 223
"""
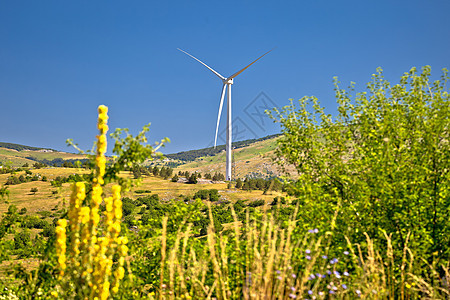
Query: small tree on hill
235 178 243 189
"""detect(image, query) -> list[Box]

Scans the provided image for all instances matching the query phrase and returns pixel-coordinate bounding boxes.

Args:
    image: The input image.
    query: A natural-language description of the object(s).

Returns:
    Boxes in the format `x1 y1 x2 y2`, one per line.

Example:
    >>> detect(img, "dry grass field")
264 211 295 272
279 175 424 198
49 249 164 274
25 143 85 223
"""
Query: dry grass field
0 167 285 216
0 168 90 215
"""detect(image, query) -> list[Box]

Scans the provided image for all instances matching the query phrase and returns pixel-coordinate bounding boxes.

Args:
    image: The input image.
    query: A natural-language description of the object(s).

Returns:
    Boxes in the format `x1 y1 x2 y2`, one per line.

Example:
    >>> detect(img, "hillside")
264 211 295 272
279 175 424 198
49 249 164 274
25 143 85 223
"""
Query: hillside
0 142 86 167
171 135 288 179
165 134 281 161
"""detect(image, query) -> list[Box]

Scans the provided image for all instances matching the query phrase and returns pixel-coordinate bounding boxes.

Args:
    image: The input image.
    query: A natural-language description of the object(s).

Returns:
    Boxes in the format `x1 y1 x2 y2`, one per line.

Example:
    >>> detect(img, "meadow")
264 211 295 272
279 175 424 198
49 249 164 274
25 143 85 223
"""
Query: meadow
0 66 449 299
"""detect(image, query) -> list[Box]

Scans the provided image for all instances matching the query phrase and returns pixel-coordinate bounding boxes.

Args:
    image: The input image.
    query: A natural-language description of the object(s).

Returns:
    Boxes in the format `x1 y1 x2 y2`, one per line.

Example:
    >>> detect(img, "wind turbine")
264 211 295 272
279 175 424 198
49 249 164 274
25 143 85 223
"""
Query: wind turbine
178 48 273 181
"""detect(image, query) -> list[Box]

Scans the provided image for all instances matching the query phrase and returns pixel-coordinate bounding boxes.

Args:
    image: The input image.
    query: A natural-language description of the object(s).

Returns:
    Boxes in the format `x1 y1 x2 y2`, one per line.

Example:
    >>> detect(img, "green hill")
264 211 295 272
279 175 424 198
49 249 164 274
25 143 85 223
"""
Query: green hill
169 134 288 179
165 134 281 162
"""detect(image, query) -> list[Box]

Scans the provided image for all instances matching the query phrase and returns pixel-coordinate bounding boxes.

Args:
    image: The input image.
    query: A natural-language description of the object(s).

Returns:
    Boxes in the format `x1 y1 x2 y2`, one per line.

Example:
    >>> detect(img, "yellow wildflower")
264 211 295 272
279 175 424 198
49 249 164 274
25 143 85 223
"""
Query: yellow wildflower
80 207 90 224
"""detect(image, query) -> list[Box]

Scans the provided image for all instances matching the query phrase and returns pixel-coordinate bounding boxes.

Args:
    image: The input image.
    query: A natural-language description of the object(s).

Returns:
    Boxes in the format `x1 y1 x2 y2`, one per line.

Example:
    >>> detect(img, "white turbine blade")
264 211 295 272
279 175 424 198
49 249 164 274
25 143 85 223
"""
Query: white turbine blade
177 48 225 80
228 48 274 80
214 84 227 148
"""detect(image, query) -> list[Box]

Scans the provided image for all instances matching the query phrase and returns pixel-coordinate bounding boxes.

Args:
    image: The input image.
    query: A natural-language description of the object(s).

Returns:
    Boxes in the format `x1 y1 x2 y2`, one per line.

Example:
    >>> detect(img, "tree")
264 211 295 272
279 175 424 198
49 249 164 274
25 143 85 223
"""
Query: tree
152 166 159 176
30 187 38 195
188 173 198 184
171 174 179 182
0 186 10 201
235 178 243 189
268 66 450 263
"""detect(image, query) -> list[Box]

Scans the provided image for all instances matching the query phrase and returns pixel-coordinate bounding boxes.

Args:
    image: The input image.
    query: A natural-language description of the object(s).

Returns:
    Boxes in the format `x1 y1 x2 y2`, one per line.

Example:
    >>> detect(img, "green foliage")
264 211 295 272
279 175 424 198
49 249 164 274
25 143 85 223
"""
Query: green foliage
134 189 152 194
0 186 9 201
14 230 31 250
193 189 220 201
248 199 265 207
269 66 450 266
171 174 179 182
122 197 136 216
235 178 243 189
212 172 225 181
187 172 198 184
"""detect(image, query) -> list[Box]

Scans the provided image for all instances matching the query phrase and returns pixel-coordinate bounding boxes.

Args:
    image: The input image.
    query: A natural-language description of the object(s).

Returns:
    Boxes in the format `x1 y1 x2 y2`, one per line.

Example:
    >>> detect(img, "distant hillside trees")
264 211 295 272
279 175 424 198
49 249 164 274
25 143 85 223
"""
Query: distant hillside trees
233 177 283 192
235 178 243 189
158 166 173 179
187 173 198 184
5 173 44 185
212 172 225 181
171 174 179 182
0 142 55 152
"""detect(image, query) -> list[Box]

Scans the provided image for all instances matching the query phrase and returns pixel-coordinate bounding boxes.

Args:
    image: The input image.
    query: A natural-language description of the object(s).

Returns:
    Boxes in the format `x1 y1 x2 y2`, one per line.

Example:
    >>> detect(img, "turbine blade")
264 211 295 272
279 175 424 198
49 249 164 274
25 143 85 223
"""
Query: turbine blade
177 48 225 80
228 48 274 80
214 84 227 148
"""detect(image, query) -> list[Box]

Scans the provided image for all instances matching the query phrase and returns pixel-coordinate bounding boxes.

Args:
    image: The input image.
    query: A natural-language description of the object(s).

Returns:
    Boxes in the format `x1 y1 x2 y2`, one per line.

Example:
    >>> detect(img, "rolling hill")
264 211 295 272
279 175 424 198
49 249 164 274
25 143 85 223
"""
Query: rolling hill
0 142 86 167
1 134 287 178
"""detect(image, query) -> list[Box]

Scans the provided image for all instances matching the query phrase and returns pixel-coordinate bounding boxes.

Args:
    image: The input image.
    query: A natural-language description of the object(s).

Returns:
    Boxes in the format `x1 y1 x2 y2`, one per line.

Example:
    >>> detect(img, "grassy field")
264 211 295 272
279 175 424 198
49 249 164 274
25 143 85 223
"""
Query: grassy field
0 167 284 216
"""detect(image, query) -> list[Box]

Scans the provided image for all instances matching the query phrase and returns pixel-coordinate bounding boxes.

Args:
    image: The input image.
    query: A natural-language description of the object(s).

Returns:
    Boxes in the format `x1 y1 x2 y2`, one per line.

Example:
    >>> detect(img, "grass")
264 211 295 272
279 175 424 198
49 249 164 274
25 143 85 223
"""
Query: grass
154 207 450 299
0 168 91 215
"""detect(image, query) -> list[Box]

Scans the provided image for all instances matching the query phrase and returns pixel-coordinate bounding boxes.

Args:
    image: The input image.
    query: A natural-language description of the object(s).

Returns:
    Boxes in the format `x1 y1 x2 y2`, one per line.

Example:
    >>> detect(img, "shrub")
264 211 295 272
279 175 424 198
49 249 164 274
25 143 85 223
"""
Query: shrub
268 66 450 267
14 230 31 250
248 199 265 207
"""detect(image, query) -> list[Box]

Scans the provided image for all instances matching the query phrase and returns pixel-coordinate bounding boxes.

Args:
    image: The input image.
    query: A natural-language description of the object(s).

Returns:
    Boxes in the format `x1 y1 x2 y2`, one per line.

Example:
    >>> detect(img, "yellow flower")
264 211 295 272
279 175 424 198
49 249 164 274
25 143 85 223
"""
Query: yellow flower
80 207 90 224
57 219 67 228
112 185 121 198
112 222 121 234
101 281 110 300
116 266 125 280
117 236 128 245
91 207 100 226
98 105 108 115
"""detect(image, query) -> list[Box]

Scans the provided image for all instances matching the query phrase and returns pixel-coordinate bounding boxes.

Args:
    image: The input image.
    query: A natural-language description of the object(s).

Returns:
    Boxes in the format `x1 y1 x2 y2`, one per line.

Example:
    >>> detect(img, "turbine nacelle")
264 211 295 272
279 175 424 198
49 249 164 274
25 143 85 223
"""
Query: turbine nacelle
223 78 234 85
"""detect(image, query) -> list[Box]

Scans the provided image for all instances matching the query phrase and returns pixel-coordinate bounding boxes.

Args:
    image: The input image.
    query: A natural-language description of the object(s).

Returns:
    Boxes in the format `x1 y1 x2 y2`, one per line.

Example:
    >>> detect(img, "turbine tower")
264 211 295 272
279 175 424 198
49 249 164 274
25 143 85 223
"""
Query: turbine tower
178 48 272 181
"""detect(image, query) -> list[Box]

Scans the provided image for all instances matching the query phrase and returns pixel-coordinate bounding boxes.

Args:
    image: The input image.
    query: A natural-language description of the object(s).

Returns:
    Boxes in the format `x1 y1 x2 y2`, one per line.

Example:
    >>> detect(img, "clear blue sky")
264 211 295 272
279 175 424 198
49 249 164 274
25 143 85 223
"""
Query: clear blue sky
1 1 449 154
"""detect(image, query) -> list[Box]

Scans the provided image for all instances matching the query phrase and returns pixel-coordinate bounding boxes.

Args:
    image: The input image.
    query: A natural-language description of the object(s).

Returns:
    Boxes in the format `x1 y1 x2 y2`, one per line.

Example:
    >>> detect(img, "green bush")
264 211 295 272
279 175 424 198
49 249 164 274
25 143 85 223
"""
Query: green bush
248 199 265 207
269 66 450 265
14 230 31 250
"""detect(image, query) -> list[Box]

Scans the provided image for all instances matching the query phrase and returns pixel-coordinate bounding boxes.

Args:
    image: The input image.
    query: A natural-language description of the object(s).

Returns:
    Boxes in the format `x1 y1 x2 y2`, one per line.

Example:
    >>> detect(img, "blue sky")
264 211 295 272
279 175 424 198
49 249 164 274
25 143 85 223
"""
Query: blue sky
1 1 449 154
